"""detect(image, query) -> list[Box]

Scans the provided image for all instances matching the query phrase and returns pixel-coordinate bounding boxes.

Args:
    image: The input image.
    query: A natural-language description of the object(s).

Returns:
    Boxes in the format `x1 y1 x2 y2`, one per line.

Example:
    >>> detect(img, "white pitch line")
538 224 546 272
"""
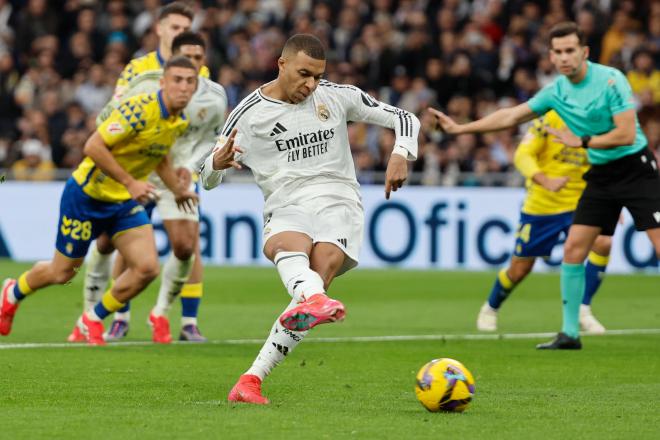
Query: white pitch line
0 328 659 350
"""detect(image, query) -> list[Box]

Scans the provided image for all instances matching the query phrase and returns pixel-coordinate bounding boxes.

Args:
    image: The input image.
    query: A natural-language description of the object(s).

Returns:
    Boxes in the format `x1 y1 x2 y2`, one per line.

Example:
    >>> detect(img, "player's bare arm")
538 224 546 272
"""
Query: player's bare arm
427 103 536 134
175 166 192 188
211 128 244 171
155 155 198 213
545 109 637 149
532 172 569 192
83 131 157 204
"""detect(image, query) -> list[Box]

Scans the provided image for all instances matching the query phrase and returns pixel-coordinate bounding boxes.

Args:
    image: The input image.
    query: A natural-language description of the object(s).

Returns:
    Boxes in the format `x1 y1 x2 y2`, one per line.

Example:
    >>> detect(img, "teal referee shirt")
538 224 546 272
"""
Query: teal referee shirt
528 61 648 165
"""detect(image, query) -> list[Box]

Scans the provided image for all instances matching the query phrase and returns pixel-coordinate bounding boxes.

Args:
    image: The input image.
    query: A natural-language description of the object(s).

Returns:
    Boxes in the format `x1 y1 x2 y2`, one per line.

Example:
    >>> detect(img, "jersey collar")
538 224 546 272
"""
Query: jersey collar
156 48 165 67
157 90 170 119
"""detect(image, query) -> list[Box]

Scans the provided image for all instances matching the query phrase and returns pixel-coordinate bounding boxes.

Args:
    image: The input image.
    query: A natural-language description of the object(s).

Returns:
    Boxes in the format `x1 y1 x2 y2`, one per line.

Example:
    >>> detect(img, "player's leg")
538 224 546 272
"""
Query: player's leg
229 230 314 405
229 201 358 405
150 218 197 343
82 201 158 345
178 239 206 341
580 235 612 334
104 201 159 340
68 234 116 342
480 211 572 331
3 178 96 336
230 237 348 405
646 228 660 258
102 252 131 341
478 256 536 331
1 251 84 336
83 235 115 311
537 224 601 349
277 240 347 331
537 174 621 350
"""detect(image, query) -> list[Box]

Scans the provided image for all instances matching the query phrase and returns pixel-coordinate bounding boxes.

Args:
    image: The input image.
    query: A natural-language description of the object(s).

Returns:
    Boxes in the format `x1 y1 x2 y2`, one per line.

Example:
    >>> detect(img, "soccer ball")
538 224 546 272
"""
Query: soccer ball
414 358 475 412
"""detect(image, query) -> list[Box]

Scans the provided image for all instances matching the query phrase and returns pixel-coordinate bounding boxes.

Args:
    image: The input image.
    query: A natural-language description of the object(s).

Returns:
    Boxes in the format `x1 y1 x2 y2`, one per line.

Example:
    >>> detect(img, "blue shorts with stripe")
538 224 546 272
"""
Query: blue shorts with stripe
55 178 151 258
513 211 574 258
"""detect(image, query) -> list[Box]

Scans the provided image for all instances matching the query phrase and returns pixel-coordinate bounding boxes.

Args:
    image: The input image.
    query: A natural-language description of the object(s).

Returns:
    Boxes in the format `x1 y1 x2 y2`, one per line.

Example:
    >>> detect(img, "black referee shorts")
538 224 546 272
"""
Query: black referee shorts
573 148 660 236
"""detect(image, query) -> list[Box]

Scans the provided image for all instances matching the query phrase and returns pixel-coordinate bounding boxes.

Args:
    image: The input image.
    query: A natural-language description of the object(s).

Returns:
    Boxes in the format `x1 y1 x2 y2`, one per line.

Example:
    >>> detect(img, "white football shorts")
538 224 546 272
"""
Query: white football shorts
152 182 199 222
263 195 364 276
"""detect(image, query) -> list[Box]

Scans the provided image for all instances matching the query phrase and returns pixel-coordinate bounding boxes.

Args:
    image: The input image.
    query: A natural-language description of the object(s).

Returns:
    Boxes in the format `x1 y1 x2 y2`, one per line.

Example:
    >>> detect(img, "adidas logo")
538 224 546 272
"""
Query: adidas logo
653 211 660 223
269 122 287 136
337 238 347 247
271 342 289 356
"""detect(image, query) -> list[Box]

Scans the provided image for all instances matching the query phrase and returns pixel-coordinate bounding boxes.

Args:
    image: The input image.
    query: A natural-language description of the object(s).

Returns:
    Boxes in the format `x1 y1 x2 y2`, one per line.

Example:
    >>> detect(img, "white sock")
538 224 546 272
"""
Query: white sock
274 251 325 303
152 253 194 317
83 246 112 312
86 307 103 322
181 316 197 326
114 310 130 322
246 298 308 380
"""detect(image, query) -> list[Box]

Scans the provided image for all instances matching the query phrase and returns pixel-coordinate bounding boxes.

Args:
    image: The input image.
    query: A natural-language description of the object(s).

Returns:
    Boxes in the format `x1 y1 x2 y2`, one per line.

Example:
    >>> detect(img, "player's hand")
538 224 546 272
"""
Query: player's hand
127 179 159 205
384 153 408 200
174 189 199 214
545 126 581 148
212 128 244 171
176 167 192 189
427 107 461 134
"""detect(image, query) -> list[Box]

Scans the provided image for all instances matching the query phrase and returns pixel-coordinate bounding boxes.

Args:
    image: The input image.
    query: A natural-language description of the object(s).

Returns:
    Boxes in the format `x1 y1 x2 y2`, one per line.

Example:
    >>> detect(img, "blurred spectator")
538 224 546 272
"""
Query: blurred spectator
0 0 657 189
600 9 631 65
0 51 19 136
11 138 55 181
13 0 59 60
74 64 113 114
627 48 660 105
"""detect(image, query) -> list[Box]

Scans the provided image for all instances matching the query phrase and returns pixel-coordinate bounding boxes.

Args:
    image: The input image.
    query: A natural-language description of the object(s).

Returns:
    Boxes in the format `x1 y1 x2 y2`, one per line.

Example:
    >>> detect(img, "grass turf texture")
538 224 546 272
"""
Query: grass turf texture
1 260 658 439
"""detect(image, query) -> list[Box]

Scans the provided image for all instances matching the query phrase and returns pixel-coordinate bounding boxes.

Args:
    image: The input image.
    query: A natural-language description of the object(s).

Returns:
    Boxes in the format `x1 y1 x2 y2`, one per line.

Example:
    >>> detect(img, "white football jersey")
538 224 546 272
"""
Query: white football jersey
202 80 420 213
97 70 227 174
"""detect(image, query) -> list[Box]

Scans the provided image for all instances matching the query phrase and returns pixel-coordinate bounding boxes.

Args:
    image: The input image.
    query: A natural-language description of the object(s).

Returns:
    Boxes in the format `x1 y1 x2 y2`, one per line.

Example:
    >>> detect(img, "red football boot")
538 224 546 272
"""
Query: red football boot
0 279 19 336
148 313 172 344
279 293 346 332
227 374 270 405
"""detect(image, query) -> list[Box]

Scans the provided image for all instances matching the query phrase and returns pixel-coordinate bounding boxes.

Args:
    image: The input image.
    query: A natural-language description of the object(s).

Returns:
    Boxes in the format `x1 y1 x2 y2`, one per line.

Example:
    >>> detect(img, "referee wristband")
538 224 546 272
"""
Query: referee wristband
581 135 591 149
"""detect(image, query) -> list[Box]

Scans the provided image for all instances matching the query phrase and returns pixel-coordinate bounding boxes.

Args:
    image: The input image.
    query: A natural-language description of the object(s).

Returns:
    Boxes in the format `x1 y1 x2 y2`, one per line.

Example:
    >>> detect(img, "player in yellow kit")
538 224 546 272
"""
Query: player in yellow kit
476 110 611 333
0 57 199 344
113 2 209 101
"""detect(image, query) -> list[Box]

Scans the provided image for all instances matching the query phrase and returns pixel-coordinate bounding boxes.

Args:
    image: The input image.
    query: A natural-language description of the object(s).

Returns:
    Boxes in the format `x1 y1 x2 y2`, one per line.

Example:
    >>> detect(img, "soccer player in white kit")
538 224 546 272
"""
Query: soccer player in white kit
69 32 227 343
201 34 420 404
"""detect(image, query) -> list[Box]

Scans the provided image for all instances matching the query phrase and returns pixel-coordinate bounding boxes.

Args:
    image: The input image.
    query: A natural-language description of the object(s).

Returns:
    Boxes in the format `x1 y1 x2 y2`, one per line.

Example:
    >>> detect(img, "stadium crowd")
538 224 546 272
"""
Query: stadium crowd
0 0 658 185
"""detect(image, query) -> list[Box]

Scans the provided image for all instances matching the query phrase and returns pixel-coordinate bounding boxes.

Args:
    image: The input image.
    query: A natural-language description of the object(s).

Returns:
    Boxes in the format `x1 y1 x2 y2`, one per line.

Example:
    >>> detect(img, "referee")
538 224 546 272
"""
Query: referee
429 21 660 350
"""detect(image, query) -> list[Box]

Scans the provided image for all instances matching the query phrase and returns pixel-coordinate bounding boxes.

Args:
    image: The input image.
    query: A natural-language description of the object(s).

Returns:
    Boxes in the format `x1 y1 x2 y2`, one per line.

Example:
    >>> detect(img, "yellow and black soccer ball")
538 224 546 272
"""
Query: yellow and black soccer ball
414 358 475 412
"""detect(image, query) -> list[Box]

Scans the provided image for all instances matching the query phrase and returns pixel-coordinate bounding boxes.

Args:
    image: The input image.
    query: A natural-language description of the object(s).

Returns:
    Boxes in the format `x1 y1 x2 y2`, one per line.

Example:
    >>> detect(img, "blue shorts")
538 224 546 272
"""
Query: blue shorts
513 211 574 257
55 178 151 258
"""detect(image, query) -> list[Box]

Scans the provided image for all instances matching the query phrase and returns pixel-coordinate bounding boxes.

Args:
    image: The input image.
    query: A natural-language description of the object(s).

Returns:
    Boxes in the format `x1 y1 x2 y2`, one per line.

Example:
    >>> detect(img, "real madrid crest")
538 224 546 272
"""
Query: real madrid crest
317 104 329 121
197 107 208 121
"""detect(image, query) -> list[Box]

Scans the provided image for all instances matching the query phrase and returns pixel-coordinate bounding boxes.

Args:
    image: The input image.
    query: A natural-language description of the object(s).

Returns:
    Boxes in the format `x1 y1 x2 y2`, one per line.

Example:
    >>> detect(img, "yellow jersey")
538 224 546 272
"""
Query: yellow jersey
114 49 210 100
515 110 590 215
72 91 189 203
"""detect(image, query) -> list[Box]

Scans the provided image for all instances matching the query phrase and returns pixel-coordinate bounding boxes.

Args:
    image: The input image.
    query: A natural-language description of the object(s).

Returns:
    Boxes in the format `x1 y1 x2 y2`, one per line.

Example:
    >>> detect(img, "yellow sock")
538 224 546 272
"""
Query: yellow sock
14 272 35 299
180 283 203 298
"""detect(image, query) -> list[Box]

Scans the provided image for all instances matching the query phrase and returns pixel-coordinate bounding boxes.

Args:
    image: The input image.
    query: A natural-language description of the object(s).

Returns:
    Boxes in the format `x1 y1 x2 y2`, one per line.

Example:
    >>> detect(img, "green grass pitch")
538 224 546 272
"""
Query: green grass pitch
1 260 658 439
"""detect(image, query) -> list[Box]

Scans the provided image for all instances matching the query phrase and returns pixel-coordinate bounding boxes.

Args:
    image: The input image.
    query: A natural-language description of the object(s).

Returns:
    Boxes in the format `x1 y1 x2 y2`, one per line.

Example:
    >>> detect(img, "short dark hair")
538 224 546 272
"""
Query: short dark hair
164 55 196 72
548 21 586 46
282 34 326 60
158 1 194 22
172 31 206 53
